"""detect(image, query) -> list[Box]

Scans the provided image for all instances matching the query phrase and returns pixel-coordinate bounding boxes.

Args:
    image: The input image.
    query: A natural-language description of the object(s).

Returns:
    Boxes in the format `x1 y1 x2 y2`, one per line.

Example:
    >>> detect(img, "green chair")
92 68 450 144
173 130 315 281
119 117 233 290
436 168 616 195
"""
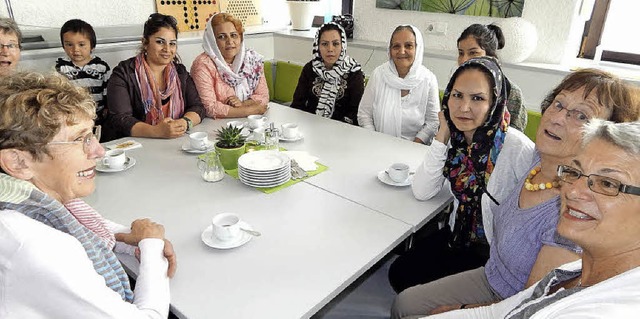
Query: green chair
264 60 274 100
524 110 542 142
273 61 304 103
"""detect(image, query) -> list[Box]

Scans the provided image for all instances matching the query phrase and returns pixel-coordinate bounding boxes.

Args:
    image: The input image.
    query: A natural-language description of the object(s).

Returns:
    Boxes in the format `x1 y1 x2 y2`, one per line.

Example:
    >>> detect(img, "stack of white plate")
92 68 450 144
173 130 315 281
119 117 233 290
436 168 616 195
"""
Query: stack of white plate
238 150 291 188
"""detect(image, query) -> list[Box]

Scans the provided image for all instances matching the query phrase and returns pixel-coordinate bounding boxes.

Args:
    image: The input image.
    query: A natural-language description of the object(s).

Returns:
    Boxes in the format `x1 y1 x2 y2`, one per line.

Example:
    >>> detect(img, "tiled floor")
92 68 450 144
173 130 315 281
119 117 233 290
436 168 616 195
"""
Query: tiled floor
313 255 398 319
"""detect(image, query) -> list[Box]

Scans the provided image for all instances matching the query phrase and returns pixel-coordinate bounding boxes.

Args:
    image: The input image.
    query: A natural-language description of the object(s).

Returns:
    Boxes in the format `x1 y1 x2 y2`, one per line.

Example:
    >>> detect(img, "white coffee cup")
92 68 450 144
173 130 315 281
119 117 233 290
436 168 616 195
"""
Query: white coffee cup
227 120 244 129
247 115 268 129
388 163 410 183
102 149 127 169
211 213 242 242
189 132 209 150
281 123 299 139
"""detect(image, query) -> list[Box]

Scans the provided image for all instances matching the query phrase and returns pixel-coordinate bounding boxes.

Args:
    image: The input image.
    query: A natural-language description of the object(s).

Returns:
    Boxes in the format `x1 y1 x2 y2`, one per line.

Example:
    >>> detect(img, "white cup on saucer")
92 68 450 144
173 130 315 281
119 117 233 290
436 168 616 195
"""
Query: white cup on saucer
211 213 242 242
102 149 127 169
227 121 244 129
388 163 410 183
281 123 299 139
189 132 209 150
247 115 267 129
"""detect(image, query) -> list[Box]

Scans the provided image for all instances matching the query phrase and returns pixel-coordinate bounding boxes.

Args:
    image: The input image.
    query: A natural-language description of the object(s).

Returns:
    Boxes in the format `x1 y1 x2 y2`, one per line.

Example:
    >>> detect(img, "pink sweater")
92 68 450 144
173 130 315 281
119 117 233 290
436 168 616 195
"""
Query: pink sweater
190 52 269 118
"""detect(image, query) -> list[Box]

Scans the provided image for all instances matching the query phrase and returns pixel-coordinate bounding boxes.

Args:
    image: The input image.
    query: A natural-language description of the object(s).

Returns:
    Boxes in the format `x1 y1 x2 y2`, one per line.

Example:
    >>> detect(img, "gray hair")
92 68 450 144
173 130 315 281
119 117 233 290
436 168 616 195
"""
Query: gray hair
0 17 22 49
583 119 640 156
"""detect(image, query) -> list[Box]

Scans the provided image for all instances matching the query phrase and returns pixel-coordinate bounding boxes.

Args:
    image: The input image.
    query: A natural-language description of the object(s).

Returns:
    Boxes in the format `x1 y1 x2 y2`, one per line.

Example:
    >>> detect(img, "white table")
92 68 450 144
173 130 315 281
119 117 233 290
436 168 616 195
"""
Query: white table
260 103 453 231
87 130 411 319
86 103 452 318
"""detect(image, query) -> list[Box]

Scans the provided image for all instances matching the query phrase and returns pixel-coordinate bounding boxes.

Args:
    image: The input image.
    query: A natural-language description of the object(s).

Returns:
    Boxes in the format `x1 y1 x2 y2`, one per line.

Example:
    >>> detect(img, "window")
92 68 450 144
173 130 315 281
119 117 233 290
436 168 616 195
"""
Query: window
579 0 640 65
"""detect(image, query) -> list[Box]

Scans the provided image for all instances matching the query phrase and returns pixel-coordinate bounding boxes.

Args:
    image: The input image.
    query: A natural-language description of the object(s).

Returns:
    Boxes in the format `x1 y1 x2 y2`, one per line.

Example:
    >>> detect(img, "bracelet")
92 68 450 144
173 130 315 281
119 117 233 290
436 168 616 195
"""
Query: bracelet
460 304 468 309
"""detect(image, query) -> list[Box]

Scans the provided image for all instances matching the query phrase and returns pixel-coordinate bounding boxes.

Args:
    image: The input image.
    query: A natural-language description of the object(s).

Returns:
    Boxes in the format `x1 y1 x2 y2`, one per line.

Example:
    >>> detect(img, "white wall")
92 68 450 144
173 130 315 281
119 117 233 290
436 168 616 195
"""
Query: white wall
1 0 340 29
2 0 154 29
354 0 586 64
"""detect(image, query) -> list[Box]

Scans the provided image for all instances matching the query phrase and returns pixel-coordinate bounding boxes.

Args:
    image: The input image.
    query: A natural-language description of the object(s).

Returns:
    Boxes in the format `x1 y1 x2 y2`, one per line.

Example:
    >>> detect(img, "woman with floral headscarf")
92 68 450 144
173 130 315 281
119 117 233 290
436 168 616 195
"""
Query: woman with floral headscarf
388 56 535 295
291 22 365 125
191 13 269 118
357 25 439 144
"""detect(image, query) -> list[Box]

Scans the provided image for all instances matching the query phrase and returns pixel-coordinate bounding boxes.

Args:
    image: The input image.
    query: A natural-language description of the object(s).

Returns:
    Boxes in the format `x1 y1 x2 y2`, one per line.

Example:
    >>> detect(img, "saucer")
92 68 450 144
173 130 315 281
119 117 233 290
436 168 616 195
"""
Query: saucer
279 133 304 142
201 221 254 250
377 170 413 187
96 157 136 173
182 140 215 154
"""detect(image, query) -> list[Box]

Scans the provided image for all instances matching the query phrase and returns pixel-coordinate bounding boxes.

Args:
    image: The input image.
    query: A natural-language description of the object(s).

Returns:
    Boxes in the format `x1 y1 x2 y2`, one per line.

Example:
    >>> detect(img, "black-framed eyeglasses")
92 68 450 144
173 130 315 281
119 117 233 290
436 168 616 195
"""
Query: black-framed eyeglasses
547 101 590 125
557 164 640 197
47 125 101 154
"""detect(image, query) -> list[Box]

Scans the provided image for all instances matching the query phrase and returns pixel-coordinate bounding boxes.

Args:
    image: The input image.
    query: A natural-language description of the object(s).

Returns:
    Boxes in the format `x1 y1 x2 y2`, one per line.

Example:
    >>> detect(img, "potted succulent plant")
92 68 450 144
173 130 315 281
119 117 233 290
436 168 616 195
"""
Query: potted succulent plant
287 0 320 31
214 125 246 170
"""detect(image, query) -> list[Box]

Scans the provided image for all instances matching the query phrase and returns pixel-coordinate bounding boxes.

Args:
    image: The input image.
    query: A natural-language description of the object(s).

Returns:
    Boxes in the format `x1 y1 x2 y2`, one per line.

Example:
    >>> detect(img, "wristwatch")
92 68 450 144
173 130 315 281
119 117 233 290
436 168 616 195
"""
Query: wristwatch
183 117 193 131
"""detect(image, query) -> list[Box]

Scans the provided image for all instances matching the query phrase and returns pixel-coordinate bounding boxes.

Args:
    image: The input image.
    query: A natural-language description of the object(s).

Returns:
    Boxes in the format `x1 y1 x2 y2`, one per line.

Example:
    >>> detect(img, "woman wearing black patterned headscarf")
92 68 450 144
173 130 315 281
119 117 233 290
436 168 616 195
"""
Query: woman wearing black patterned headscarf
291 22 364 125
388 56 535 295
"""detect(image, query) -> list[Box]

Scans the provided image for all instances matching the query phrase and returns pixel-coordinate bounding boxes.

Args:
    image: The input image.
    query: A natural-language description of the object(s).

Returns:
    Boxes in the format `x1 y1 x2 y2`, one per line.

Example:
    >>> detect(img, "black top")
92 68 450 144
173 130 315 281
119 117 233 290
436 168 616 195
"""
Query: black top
290 61 365 125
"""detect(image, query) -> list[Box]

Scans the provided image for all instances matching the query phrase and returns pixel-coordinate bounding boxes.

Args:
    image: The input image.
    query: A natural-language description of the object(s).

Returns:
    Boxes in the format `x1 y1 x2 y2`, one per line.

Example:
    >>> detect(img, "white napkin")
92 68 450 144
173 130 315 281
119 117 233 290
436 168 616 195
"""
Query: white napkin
282 151 318 171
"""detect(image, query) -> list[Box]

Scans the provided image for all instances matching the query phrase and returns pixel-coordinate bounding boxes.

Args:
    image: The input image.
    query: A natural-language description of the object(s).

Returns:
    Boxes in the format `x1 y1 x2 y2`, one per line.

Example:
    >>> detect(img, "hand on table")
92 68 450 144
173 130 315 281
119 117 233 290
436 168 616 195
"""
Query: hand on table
155 118 186 139
115 218 165 245
226 96 243 108
413 137 424 144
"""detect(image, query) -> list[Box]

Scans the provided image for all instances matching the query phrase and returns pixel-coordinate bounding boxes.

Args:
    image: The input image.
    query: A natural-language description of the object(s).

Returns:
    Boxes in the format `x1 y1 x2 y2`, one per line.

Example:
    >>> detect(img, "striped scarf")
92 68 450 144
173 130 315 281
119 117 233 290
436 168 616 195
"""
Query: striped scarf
311 22 362 118
64 198 116 250
0 173 133 302
134 53 184 125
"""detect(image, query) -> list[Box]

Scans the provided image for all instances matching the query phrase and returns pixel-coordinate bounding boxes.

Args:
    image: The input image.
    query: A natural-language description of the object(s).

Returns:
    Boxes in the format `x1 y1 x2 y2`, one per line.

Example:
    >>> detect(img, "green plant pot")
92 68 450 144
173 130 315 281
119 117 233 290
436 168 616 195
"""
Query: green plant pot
215 143 246 170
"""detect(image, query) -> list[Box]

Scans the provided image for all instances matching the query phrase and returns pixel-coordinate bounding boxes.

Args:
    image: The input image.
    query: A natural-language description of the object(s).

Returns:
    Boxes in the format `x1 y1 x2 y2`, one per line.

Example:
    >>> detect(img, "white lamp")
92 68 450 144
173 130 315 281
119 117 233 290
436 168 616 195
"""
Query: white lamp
494 17 538 63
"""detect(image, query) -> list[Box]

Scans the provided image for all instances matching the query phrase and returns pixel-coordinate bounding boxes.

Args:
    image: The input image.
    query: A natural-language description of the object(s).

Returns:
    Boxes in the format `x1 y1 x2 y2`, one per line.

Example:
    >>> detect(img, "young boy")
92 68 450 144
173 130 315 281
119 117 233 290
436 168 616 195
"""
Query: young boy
55 19 111 124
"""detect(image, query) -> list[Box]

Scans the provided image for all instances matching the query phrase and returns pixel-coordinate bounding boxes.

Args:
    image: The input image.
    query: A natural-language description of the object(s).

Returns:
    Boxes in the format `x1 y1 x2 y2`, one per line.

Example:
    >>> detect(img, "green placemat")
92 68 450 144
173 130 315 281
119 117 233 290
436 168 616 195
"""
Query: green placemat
226 162 328 194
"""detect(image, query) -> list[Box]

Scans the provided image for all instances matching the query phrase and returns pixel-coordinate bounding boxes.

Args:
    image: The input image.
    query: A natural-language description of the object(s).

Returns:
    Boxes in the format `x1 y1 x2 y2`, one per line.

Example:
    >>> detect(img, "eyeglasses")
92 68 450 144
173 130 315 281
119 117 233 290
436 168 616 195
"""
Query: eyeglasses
0 43 19 50
547 101 590 125
48 126 101 154
557 164 640 197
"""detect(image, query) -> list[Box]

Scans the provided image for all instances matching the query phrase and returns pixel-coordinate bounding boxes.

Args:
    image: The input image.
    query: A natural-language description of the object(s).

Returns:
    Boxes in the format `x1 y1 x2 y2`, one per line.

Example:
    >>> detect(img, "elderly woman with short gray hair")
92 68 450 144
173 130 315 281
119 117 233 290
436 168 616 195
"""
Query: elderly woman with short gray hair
0 72 173 317
426 119 640 318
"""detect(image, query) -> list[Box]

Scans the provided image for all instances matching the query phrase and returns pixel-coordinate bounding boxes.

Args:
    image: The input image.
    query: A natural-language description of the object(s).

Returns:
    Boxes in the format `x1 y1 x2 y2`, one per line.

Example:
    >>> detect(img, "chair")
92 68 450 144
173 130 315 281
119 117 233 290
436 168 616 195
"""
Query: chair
273 61 304 103
524 110 541 142
264 60 274 99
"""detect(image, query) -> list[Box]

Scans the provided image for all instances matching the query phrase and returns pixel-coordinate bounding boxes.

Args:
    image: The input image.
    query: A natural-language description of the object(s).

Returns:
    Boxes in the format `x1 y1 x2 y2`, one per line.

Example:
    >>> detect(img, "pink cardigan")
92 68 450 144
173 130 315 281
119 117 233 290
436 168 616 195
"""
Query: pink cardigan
190 52 269 118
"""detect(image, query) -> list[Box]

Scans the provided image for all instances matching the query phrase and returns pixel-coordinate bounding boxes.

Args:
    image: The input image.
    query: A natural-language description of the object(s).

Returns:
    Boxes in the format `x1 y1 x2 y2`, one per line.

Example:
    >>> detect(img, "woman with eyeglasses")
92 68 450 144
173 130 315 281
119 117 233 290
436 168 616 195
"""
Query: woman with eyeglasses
104 13 205 141
427 119 640 318
190 13 268 119
0 72 176 317
392 69 640 319
0 17 22 76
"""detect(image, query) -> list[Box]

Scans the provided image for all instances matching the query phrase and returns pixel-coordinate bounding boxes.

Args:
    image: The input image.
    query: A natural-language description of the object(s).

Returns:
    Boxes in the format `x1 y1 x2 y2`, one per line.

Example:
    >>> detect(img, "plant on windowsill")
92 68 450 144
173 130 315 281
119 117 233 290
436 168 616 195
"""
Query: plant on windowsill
214 125 246 170
287 0 320 31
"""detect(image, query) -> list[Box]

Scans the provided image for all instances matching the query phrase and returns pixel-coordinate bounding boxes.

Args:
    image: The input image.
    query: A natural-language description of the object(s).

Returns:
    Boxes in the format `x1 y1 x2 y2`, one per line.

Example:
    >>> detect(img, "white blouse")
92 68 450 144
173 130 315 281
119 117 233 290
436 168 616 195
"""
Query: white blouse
358 64 440 143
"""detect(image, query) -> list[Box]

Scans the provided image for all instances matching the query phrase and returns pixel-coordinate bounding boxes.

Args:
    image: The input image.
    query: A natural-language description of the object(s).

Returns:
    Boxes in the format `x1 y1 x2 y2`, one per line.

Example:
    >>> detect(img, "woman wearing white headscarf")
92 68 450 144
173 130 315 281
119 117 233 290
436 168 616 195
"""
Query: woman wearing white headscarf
357 25 439 144
191 13 268 118
291 22 365 125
